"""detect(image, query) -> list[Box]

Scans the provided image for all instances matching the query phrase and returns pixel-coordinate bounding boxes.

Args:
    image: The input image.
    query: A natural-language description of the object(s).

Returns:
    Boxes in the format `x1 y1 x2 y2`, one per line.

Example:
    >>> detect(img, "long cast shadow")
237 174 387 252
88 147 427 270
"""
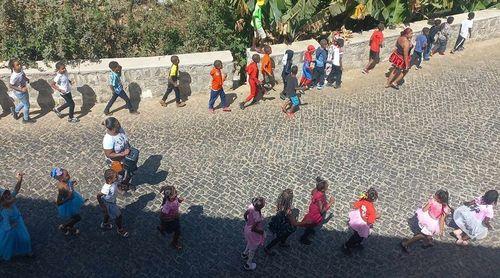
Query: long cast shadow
1 196 498 277
131 155 168 188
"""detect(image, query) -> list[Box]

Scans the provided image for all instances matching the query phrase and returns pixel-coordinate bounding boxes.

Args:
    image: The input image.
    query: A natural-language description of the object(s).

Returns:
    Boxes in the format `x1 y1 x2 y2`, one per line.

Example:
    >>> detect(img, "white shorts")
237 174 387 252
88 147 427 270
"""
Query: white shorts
254 28 267 39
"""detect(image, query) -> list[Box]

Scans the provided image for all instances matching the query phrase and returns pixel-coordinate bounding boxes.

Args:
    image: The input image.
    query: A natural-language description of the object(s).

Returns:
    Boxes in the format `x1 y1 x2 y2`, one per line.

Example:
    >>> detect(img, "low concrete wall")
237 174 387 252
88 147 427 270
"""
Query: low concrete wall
0 51 234 109
247 9 500 79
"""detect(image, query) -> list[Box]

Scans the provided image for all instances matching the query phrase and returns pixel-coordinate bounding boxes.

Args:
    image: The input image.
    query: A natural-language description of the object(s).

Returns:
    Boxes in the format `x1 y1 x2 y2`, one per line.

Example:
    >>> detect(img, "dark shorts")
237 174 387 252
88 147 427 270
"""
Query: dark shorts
369 50 380 62
160 218 180 234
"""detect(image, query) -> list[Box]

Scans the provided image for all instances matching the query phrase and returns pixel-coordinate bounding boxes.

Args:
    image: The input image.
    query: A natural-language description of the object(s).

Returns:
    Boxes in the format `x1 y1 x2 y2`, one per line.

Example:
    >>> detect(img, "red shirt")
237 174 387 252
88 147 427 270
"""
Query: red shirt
303 190 327 226
369 30 384 52
246 62 259 82
353 199 376 224
210 67 224 90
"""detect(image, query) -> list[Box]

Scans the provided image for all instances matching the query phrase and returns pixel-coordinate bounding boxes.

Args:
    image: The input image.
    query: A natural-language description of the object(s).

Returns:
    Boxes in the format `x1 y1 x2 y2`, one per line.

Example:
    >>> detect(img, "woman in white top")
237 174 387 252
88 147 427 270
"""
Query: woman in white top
102 117 132 190
50 61 79 123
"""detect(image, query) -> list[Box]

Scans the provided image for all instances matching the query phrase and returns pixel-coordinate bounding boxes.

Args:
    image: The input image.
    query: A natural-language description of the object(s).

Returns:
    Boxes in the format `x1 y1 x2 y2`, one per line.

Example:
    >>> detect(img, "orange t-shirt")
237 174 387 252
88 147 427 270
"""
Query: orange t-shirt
210 68 224 90
261 54 272 75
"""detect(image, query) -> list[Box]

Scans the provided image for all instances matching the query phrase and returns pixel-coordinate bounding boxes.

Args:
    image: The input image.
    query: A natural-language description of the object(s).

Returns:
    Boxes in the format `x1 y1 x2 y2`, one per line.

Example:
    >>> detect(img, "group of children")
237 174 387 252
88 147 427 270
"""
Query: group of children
242 177 497 271
0 167 186 261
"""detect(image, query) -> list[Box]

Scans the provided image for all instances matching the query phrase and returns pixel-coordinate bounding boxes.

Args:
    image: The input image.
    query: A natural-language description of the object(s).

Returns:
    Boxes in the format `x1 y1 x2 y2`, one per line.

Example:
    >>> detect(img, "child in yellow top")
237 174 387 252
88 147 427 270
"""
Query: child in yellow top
159 56 186 108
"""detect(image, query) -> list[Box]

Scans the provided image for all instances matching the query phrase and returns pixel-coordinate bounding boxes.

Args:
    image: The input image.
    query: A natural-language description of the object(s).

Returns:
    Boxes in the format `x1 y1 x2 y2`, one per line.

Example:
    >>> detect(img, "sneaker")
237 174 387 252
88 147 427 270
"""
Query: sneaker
100 222 113 230
117 228 129 238
22 118 36 124
176 102 186 108
361 69 368 74
239 102 245 110
159 100 167 107
10 107 18 120
129 110 140 115
222 107 231 112
208 108 215 113
68 117 80 123
244 262 257 271
316 85 323 90
333 84 341 89
416 65 422 69
53 108 62 118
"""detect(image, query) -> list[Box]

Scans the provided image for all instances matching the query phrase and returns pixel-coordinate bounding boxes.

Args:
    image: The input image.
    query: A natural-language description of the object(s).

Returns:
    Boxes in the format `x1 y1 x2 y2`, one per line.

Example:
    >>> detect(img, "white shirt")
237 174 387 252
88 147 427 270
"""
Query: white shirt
9 71 28 93
53 73 71 94
460 19 473 38
102 129 129 154
101 183 118 203
331 45 343 66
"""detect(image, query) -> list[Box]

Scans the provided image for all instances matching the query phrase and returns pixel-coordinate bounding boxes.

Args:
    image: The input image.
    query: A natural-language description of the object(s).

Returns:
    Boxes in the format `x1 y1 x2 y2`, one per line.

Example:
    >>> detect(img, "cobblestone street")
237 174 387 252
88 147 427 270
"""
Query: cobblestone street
0 39 499 278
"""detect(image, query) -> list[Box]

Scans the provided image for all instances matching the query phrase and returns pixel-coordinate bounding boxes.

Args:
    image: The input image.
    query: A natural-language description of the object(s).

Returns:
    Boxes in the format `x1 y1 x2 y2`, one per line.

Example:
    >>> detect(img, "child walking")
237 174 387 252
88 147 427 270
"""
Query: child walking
239 54 261 110
312 39 328 90
411 27 429 69
326 37 344 88
261 45 275 93
300 177 335 245
452 189 497 245
242 197 266 271
362 23 385 74
280 49 294 100
342 188 380 256
401 189 450 253
159 56 186 108
208 60 231 113
300 45 316 88
8 59 35 124
51 167 85 235
451 12 474 54
0 172 33 261
424 19 441 60
265 189 303 255
157 185 184 250
104 61 139 115
432 17 454 56
97 169 129 237
50 61 79 123
281 66 305 118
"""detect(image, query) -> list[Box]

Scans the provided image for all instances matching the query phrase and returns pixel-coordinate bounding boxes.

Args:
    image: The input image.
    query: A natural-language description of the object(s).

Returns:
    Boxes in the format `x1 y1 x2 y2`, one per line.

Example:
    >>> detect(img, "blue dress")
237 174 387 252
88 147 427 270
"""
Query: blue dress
57 181 85 219
302 60 313 80
0 191 32 261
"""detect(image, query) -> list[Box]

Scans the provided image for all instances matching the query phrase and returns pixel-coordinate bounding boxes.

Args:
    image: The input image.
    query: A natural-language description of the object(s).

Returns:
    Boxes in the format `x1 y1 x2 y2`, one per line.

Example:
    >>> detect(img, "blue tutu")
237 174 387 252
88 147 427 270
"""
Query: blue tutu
57 190 85 219
0 205 32 261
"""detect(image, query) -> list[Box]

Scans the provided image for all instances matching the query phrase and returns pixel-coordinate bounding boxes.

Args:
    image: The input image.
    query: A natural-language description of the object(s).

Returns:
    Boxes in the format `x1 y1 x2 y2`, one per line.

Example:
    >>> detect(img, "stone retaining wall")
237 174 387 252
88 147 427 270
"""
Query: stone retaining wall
0 9 498 110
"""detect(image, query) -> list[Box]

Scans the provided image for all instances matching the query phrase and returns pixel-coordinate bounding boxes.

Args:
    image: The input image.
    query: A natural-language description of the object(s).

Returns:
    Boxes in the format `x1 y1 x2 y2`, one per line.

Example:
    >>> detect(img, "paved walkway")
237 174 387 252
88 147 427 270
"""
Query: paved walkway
0 39 499 278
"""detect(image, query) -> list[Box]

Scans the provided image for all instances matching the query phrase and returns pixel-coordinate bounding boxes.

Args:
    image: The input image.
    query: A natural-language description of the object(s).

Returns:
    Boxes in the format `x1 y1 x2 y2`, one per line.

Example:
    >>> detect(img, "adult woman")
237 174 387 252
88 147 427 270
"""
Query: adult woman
386 28 413 90
102 117 135 191
453 190 497 246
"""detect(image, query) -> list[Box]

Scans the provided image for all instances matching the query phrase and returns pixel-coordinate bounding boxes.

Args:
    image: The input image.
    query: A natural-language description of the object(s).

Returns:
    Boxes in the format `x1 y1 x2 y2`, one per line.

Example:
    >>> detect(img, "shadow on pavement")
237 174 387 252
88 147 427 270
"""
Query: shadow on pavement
1 195 498 277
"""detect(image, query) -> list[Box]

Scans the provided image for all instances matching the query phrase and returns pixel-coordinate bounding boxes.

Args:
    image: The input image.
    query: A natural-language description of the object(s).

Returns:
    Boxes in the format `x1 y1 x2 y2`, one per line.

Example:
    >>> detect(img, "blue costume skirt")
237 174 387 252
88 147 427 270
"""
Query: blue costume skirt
0 206 32 261
58 191 85 219
302 62 313 80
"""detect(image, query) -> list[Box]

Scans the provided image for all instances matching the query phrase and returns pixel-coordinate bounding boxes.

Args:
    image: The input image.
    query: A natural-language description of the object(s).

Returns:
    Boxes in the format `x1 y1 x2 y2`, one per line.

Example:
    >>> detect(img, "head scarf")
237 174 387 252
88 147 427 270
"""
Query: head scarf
304 45 315 62
50 167 64 179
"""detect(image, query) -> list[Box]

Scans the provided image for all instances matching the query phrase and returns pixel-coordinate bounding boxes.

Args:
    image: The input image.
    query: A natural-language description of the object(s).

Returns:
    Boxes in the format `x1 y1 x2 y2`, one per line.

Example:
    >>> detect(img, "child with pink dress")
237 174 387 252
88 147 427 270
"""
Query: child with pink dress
157 185 184 250
342 188 379 256
453 190 497 245
241 197 265 271
299 177 334 245
401 189 450 253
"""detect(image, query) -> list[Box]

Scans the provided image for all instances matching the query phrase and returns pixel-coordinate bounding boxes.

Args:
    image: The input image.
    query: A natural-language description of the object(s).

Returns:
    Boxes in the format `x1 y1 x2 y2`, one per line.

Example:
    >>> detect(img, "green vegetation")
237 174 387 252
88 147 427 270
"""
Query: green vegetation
0 0 498 65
